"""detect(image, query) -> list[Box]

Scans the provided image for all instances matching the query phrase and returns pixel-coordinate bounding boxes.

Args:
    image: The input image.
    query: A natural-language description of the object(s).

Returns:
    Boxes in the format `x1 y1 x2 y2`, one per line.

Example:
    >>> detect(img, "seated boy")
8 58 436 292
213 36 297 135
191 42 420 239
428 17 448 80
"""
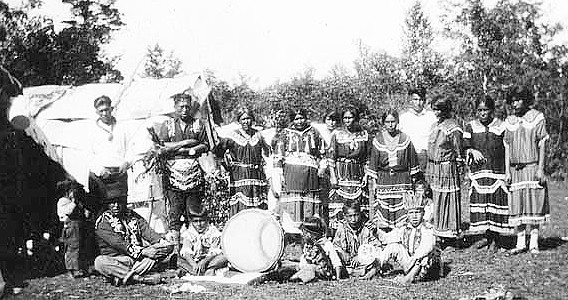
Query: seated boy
179 209 227 276
376 189 440 285
332 200 378 277
291 216 343 283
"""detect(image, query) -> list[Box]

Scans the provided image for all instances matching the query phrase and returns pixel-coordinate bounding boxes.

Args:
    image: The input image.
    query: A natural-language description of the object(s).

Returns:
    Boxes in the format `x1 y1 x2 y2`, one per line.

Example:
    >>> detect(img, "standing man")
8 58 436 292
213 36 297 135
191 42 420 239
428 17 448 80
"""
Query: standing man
157 92 209 252
399 87 437 173
88 95 132 214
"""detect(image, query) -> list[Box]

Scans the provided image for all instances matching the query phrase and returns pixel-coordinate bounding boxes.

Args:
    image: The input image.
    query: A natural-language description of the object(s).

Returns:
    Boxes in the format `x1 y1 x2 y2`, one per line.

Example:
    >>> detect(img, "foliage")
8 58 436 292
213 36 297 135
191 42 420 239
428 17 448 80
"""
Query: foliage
0 0 124 86
142 43 183 79
444 0 568 176
401 0 443 90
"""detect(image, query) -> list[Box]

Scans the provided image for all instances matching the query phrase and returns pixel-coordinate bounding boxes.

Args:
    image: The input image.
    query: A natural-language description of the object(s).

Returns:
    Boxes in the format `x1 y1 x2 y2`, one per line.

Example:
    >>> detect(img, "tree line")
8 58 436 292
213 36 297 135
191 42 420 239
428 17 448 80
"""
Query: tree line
1 0 567 179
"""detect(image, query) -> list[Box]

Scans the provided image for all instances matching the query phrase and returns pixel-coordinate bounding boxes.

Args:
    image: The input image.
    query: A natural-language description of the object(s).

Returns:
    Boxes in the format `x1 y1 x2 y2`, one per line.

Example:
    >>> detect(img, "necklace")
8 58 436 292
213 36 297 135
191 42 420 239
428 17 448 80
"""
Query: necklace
97 119 115 141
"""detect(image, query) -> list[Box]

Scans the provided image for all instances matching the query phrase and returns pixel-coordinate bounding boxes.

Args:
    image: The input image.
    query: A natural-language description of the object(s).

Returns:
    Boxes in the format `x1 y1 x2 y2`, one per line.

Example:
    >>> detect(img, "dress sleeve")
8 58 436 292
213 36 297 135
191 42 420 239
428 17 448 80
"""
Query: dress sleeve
366 138 379 179
535 113 549 148
327 132 338 168
463 122 472 150
407 140 420 176
450 126 464 162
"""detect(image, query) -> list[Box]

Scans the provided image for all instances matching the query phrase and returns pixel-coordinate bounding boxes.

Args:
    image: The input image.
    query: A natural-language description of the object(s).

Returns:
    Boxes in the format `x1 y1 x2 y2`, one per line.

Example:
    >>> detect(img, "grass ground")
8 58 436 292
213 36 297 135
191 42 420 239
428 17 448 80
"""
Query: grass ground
5 184 568 300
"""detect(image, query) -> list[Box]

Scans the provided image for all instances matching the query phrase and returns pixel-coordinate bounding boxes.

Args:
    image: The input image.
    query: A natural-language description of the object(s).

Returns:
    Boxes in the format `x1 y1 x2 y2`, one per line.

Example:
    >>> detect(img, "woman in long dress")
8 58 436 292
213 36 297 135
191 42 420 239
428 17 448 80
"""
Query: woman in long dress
272 109 324 226
504 86 549 254
464 96 513 250
367 109 420 229
216 108 270 217
327 106 369 229
426 96 464 246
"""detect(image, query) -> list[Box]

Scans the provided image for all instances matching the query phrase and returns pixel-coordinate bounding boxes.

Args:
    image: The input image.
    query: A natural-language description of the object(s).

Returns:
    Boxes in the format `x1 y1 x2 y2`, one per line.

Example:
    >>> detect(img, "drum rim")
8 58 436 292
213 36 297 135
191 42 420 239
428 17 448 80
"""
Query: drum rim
221 208 284 273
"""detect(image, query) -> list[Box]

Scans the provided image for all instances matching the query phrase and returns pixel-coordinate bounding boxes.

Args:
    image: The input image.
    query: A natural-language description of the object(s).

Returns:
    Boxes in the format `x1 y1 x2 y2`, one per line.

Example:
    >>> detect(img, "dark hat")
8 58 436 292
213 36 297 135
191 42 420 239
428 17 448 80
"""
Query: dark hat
299 216 326 237
188 208 209 220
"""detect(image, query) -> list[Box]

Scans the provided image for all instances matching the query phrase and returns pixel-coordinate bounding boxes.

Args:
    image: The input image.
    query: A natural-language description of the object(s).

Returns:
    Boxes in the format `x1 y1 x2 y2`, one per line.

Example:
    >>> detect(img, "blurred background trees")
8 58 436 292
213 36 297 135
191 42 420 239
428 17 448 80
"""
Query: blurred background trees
1 0 567 179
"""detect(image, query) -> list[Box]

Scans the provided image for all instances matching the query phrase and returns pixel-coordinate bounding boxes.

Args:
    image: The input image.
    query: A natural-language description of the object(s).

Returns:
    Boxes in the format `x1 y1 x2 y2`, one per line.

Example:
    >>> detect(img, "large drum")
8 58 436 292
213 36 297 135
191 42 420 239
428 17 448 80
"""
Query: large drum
222 209 284 273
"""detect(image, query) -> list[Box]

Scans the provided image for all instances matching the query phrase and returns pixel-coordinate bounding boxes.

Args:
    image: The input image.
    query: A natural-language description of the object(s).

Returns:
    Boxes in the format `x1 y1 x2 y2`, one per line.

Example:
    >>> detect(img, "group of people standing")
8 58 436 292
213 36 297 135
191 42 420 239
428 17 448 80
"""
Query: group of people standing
213 86 550 256
1 61 552 291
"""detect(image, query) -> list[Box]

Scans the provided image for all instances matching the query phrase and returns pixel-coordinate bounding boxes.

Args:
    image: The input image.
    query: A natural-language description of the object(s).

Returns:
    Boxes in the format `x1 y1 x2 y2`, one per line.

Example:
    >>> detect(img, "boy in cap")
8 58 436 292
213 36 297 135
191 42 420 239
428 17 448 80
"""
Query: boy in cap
178 209 227 276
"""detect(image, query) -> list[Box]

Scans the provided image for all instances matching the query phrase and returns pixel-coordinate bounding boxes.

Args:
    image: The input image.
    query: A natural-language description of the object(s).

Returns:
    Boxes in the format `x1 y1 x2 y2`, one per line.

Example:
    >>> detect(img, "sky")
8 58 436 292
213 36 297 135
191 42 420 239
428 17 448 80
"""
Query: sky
5 0 568 89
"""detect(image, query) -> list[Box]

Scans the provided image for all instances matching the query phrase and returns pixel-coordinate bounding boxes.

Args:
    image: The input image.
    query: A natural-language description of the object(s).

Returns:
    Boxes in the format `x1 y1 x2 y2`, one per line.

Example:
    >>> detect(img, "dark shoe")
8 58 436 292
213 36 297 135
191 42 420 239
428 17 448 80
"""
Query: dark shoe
510 247 527 255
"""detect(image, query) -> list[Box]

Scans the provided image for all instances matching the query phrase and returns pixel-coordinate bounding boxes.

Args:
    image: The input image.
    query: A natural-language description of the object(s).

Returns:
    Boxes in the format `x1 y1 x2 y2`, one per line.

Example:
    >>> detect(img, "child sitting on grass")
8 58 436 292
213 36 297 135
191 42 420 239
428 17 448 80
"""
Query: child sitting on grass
376 185 441 285
291 216 343 283
178 209 228 276
332 200 378 278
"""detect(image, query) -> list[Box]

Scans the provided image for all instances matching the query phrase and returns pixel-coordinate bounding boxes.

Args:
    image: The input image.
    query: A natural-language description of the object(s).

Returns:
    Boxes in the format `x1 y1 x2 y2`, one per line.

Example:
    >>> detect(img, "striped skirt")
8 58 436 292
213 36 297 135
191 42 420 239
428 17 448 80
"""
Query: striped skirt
426 161 462 238
509 164 550 226
468 171 513 235
372 171 412 228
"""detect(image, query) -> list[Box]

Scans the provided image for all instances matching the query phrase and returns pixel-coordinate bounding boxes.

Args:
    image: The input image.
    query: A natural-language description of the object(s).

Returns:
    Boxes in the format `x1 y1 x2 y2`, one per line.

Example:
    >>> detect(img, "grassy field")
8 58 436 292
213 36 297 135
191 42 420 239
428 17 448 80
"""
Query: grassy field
5 184 568 300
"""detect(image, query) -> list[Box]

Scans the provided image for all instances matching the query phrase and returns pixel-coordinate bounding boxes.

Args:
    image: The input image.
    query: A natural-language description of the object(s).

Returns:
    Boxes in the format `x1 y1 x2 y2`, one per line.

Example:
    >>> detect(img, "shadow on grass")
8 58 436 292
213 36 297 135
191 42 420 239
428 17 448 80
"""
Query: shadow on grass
538 236 567 251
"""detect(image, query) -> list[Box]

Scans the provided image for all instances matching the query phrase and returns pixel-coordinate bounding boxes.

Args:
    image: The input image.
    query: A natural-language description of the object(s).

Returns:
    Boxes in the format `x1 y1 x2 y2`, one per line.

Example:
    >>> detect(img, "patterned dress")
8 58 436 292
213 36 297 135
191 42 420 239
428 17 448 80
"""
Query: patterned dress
272 126 323 224
218 128 270 217
327 128 369 228
504 109 550 226
426 119 464 238
367 130 420 228
464 118 513 235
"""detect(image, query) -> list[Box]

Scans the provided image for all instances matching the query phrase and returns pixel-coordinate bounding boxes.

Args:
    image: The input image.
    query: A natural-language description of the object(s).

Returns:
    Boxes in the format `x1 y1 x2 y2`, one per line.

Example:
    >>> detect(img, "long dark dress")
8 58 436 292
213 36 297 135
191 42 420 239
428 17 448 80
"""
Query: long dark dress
464 119 513 235
367 130 420 228
272 125 323 224
426 119 464 238
219 128 270 217
327 127 369 228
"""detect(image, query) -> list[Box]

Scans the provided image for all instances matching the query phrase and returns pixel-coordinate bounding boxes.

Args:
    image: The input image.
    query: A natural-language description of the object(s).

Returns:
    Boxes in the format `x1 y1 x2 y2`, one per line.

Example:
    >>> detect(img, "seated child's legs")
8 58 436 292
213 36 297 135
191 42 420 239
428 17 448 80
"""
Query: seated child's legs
379 243 414 273
207 254 228 271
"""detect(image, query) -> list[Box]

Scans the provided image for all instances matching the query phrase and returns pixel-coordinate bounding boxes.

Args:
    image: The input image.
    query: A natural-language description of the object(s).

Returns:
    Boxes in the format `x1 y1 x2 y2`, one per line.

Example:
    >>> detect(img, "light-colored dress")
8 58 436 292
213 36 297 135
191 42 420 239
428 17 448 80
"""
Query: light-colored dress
426 119 464 238
464 118 513 235
367 130 420 228
504 109 550 226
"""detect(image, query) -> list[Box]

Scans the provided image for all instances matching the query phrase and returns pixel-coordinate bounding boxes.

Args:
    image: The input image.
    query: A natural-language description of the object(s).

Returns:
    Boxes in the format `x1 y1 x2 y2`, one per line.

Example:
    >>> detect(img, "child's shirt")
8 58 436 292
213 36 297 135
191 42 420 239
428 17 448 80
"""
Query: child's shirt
378 222 435 259
180 224 222 261
332 220 376 263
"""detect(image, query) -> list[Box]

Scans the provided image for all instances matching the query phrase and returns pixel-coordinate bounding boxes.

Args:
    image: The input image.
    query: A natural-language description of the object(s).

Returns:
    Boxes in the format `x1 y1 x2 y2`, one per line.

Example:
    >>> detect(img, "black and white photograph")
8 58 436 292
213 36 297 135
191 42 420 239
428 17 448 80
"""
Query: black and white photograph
1 0 568 299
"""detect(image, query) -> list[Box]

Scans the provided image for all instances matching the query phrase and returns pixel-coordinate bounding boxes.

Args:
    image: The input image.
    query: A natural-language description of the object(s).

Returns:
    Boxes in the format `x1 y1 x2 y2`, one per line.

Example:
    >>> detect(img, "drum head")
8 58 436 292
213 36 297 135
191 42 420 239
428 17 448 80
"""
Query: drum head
222 209 284 273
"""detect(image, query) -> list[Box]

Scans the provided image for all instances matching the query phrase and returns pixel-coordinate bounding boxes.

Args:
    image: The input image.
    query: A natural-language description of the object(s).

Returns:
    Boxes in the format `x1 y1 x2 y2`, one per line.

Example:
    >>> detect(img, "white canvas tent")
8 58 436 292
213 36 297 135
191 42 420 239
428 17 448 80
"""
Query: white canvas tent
8 76 209 233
